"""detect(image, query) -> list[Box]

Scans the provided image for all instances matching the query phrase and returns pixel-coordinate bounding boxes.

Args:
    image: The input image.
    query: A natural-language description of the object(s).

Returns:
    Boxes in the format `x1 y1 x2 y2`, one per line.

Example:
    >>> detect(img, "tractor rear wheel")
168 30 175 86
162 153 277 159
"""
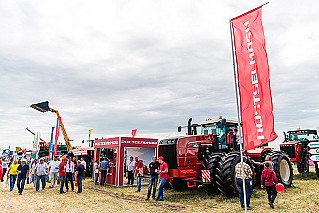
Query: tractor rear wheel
270 151 293 187
201 152 225 194
215 152 255 197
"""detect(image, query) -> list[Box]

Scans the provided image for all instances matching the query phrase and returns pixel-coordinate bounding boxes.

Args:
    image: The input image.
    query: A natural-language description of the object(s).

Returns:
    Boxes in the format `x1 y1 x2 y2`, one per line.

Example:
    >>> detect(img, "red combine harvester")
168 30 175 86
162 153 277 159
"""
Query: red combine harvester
159 117 293 197
280 129 319 177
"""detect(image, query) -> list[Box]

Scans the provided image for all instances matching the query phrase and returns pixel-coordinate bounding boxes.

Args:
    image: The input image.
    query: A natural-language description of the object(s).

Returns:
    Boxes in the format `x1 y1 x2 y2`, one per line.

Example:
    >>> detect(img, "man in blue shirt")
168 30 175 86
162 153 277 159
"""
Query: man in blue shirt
16 159 30 195
99 158 109 186
75 160 85 193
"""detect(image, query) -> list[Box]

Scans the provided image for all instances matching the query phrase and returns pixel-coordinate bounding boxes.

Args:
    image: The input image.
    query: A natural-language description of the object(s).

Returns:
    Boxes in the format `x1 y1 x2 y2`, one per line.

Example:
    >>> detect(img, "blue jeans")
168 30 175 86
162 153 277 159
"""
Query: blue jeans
147 176 158 199
59 175 66 193
157 178 167 200
17 177 26 194
136 175 142 191
10 174 17 190
236 179 252 207
77 176 83 192
36 175 46 191
100 170 107 186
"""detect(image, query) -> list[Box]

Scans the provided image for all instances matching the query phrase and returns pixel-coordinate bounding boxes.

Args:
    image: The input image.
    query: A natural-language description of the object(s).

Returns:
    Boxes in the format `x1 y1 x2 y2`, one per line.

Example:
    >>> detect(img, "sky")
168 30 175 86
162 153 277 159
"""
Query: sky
0 0 318 150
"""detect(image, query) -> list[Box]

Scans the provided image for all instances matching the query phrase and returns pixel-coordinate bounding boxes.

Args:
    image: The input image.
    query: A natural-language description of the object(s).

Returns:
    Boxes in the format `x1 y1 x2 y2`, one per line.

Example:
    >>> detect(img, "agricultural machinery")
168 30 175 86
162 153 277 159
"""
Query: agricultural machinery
158 117 293 197
280 129 319 178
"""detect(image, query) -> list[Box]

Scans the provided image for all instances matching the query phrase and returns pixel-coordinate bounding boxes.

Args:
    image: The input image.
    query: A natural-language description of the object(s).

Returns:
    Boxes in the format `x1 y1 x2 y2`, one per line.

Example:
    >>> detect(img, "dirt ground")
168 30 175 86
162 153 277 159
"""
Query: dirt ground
1 168 319 213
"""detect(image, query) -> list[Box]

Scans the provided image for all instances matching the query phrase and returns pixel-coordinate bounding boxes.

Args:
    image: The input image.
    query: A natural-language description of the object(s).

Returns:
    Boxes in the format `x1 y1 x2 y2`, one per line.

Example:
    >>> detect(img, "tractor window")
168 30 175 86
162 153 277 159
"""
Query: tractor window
201 123 226 145
289 132 316 141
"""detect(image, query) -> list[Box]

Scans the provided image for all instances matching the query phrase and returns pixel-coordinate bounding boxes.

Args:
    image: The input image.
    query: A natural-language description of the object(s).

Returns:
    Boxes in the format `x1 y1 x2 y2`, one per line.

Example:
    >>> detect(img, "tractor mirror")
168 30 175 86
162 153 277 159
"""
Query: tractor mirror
178 126 182 132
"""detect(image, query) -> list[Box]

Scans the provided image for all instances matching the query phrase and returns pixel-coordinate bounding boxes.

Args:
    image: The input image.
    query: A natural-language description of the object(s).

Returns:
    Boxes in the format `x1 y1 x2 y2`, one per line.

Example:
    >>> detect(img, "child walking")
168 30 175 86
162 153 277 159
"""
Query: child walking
261 162 279 209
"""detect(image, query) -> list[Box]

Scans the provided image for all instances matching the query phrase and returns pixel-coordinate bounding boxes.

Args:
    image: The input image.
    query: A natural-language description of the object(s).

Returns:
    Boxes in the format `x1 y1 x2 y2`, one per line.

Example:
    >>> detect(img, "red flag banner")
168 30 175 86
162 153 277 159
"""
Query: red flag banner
132 129 137 138
54 117 61 156
231 6 277 150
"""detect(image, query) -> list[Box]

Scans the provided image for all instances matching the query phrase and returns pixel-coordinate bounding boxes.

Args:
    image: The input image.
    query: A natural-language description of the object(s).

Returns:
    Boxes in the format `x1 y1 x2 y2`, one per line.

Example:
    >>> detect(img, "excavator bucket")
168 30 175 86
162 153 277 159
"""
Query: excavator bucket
30 101 50 112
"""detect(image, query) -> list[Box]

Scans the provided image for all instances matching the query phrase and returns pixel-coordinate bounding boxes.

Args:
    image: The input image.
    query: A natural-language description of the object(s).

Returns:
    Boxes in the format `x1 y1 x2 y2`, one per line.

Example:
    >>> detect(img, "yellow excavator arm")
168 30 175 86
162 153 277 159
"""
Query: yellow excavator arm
50 108 73 151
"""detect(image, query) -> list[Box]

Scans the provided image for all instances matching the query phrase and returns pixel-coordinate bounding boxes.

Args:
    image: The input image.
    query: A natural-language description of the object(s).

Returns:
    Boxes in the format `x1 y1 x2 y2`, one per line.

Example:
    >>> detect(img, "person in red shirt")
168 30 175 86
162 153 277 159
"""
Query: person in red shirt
156 156 168 201
133 157 145 192
261 162 279 209
59 158 67 194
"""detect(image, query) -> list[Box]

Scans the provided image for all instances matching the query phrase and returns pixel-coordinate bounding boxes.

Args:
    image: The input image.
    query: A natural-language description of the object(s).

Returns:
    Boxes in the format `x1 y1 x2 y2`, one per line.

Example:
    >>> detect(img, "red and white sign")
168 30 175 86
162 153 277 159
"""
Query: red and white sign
53 117 61 156
138 167 144 176
231 6 277 150
201 170 211 182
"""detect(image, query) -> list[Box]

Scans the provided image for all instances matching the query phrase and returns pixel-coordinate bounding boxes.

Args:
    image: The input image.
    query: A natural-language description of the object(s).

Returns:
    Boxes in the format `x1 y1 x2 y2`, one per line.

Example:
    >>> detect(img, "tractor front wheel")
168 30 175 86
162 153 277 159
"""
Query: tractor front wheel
201 152 225 195
270 151 293 187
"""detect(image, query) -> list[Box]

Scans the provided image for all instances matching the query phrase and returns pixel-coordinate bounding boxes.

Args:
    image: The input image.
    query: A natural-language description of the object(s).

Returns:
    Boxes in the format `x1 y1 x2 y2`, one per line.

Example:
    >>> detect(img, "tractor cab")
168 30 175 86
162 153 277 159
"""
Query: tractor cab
280 129 319 175
280 129 318 162
200 118 239 151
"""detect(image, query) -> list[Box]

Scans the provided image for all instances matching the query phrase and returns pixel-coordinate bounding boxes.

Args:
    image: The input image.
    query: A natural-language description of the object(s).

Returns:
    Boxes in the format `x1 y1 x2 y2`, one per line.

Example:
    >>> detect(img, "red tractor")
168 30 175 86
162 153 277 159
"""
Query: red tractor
280 129 319 177
159 117 293 197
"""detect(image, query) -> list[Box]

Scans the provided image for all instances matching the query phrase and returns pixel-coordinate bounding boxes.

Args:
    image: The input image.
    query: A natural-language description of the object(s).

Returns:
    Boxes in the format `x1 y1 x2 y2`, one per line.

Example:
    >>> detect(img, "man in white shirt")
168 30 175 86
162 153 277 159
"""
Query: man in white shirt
127 156 134 185
31 159 38 188
81 158 86 179
34 158 49 191
65 157 75 192
49 156 60 188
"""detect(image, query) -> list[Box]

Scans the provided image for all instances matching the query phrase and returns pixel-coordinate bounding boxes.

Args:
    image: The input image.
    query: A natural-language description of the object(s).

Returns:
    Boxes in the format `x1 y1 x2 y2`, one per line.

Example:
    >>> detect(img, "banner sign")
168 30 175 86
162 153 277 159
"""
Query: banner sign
54 117 61 156
36 132 40 159
310 155 319 162
49 126 55 161
132 129 137 138
231 6 277 150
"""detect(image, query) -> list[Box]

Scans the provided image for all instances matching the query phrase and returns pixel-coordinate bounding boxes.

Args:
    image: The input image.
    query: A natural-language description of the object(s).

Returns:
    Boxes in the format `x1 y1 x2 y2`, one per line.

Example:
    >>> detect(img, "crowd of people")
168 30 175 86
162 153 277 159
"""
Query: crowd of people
236 155 279 209
94 155 168 201
1 153 279 209
0 156 87 195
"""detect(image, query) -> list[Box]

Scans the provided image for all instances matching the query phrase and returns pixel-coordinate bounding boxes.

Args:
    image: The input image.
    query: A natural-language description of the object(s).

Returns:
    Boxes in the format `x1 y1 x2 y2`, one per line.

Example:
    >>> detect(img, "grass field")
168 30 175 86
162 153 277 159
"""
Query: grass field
1 167 319 213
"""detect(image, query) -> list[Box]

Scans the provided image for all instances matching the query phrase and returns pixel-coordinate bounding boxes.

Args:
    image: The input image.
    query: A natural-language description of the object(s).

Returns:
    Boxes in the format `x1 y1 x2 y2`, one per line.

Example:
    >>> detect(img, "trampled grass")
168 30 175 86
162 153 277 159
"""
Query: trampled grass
0 167 318 212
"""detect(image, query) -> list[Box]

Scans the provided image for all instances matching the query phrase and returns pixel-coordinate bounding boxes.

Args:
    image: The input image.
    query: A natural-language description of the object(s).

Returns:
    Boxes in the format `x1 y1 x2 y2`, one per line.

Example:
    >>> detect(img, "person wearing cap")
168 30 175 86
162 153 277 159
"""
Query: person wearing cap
100 157 109 186
16 159 30 195
49 156 60 188
59 158 67 194
156 156 168 201
134 157 145 192
145 156 160 200
34 158 49 191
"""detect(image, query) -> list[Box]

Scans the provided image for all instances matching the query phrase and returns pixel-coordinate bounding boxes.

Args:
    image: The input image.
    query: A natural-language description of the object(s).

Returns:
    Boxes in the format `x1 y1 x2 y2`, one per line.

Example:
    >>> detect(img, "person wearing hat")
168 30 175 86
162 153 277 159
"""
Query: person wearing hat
156 156 168 201
59 158 67 194
16 159 30 195
49 156 61 188
34 158 49 191
133 157 145 192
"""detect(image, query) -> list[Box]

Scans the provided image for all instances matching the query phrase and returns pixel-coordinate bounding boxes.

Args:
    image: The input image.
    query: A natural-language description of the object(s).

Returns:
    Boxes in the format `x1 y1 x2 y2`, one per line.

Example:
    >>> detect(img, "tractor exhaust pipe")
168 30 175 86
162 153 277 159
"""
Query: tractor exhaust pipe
188 118 192 135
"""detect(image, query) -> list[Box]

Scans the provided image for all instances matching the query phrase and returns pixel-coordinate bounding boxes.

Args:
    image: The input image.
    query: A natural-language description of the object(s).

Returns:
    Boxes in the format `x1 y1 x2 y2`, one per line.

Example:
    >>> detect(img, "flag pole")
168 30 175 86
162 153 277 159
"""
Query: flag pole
229 19 247 213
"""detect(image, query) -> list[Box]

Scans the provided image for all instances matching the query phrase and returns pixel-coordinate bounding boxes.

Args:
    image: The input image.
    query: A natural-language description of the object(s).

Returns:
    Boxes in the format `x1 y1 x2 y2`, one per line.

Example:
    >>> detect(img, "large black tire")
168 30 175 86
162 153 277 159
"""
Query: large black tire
315 162 319 178
215 152 255 197
201 152 225 194
270 151 293 187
